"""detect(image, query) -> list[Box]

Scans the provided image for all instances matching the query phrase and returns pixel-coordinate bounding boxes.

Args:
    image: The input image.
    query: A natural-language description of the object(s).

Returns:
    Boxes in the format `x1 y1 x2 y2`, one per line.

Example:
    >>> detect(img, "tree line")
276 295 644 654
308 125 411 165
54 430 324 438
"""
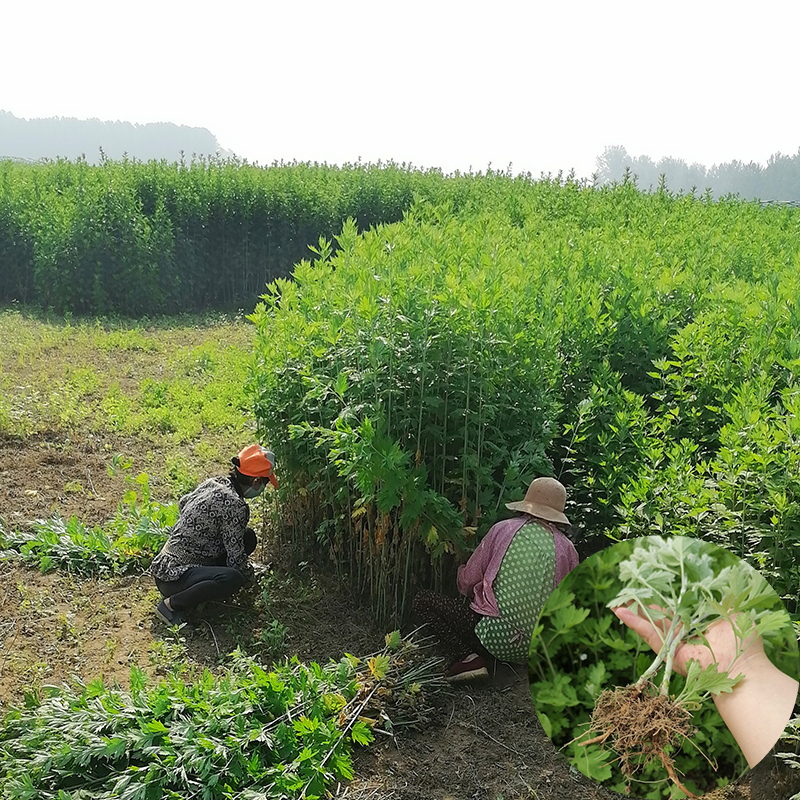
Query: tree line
0 110 228 164
596 144 800 203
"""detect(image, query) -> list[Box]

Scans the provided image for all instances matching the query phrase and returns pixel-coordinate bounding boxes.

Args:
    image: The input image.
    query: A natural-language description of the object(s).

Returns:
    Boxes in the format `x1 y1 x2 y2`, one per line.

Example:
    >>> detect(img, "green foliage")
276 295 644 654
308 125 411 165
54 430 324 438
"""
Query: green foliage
530 541 798 798
250 207 564 623
0 470 177 575
614 376 800 608
0 636 442 800
778 714 800 800
774 623 800 796
0 158 462 314
607 537 792 703
256 620 290 660
249 181 800 624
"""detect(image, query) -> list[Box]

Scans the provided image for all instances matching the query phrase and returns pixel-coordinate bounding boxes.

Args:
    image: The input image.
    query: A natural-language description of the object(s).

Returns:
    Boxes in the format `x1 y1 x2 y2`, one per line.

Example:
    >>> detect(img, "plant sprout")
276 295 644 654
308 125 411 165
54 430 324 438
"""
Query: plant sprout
584 536 791 796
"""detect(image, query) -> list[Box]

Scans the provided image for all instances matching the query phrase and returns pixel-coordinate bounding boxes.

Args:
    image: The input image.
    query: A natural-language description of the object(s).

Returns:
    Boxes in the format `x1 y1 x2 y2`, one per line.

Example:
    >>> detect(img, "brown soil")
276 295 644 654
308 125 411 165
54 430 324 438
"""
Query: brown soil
0 437 796 800
0 560 382 704
341 666 627 800
0 430 145 526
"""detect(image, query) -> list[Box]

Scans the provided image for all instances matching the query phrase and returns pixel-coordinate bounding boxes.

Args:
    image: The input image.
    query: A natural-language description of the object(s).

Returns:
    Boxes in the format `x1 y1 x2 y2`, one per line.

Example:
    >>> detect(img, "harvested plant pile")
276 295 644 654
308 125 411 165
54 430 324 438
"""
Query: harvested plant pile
0 469 176 576
0 632 445 800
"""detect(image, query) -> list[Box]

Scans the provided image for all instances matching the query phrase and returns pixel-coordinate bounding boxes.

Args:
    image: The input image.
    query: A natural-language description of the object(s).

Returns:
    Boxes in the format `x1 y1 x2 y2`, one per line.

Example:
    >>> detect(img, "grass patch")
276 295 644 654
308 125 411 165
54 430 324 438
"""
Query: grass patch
0 309 255 445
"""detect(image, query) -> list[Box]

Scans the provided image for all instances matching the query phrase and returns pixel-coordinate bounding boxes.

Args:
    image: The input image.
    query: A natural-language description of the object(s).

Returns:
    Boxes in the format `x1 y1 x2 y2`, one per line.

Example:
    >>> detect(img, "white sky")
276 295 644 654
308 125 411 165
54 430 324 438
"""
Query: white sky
2 0 799 178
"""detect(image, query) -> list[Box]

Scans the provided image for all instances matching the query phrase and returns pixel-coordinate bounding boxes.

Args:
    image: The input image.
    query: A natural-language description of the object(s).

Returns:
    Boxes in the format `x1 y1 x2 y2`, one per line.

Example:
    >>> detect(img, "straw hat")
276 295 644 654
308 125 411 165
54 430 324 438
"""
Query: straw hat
506 477 570 526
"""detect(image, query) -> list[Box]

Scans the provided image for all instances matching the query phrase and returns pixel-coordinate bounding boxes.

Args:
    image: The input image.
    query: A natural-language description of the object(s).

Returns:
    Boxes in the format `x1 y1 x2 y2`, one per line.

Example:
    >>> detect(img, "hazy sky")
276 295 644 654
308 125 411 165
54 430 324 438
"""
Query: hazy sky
2 0 798 178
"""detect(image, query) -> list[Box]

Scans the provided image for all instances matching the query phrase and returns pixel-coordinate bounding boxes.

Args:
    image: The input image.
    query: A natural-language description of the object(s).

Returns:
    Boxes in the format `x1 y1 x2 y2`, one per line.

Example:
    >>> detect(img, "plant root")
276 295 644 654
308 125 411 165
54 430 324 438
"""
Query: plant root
584 681 698 797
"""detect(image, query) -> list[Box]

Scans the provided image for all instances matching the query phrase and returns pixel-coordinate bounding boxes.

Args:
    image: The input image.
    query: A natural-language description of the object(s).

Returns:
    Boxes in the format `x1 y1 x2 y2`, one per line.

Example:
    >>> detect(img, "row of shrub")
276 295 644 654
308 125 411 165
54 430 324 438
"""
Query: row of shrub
0 158 480 314
4 155 798 626
248 181 800 623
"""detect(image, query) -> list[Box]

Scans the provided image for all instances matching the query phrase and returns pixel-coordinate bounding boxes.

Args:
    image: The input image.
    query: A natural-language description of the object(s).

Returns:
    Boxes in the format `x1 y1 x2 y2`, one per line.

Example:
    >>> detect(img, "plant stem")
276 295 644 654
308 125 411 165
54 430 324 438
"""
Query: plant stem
636 619 682 689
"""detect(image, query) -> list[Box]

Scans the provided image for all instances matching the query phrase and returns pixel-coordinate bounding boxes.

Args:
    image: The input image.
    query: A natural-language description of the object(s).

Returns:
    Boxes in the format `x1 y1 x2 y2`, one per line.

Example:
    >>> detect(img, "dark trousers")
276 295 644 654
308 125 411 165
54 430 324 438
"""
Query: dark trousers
413 589 483 662
154 528 257 612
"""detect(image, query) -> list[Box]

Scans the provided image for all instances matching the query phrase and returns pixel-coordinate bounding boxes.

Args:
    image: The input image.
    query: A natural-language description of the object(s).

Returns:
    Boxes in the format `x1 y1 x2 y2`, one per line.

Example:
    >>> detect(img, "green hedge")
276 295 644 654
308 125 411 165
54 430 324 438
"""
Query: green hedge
0 158 472 314
248 181 800 622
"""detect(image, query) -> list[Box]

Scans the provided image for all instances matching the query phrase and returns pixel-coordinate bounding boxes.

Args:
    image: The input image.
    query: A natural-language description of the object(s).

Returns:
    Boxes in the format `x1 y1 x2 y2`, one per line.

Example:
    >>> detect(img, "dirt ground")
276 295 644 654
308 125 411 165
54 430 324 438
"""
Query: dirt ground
0 430 179 527
342 668 626 800
1 434 797 800
0 560 629 800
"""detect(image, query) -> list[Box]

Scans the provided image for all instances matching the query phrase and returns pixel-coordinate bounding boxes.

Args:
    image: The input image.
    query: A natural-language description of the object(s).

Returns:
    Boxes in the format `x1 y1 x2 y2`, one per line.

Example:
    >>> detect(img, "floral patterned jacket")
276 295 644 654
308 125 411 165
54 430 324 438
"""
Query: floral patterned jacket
149 476 254 584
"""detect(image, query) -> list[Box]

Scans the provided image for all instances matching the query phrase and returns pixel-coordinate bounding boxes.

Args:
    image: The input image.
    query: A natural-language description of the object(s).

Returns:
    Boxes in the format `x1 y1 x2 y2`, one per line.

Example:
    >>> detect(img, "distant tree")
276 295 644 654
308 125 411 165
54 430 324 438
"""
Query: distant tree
596 144 800 202
595 145 631 184
762 150 800 202
0 110 231 164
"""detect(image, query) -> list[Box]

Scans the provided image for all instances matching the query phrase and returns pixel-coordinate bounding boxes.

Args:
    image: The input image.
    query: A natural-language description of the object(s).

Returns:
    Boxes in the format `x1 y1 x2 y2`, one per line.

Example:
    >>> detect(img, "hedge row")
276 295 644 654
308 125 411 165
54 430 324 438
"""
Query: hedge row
248 182 800 621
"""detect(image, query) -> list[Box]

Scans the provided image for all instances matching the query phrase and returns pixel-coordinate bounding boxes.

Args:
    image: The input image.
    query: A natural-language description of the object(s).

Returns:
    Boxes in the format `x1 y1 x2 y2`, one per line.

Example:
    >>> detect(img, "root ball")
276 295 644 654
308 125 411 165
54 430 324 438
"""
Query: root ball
587 681 697 796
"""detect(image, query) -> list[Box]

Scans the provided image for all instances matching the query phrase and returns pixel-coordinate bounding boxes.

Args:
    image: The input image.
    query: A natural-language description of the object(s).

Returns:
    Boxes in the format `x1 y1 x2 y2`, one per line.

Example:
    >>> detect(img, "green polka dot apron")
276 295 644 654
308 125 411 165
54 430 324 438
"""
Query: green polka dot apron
475 520 555 663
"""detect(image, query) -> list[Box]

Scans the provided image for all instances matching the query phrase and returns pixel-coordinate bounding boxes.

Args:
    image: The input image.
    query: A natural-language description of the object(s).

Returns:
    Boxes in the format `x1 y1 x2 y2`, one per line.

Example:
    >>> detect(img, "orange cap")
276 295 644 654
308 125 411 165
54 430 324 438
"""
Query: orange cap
235 444 278 488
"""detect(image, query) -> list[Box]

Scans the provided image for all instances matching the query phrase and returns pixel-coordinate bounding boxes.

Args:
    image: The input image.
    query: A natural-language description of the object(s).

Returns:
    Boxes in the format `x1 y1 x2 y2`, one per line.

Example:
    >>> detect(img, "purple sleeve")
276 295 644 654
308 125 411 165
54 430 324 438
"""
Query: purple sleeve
457 534 491 599
553 530 580 588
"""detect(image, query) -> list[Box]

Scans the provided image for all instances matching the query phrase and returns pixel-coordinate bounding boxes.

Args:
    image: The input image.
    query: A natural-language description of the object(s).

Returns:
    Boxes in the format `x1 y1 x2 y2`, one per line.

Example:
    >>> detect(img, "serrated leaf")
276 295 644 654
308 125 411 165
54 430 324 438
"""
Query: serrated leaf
678 658 741 706
584 661 607 699
552 604 591 632
368 654 390 680
572 740 614 783
384 630 401 650
532 674 581 711
350 719 374 746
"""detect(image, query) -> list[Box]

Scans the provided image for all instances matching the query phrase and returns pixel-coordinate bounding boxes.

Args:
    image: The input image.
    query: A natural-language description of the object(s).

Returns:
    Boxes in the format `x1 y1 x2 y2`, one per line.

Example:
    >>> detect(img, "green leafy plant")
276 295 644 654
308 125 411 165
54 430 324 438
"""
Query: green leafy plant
587 537 790 795
607 537 786 702
769 621 800 798
0 511 170 576
0 466 177 576
257 620 289 660
777 714 800 800
0 633 445 800
531 538 798 799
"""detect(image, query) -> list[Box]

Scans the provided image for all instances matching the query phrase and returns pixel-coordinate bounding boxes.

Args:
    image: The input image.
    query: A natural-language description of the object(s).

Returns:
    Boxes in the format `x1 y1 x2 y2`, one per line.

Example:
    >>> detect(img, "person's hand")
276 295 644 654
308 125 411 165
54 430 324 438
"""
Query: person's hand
612 604 764 678
613 603 799 769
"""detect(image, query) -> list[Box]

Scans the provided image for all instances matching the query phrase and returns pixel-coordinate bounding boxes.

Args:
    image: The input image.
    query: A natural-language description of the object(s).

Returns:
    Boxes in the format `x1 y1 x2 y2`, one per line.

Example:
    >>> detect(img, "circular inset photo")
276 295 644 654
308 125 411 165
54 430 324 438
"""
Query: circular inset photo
529 535 799 799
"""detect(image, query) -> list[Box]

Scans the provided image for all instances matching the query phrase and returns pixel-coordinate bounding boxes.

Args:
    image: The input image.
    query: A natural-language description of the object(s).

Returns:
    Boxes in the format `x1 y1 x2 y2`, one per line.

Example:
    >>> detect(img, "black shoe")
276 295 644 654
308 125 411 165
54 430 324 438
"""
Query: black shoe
156 599 184 626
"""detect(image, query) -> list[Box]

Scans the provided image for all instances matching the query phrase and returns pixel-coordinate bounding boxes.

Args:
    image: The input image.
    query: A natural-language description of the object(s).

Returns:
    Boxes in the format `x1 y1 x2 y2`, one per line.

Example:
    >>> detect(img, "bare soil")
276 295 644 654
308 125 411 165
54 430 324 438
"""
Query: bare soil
1 435 796 800
0 430 148 527
342 667 625 800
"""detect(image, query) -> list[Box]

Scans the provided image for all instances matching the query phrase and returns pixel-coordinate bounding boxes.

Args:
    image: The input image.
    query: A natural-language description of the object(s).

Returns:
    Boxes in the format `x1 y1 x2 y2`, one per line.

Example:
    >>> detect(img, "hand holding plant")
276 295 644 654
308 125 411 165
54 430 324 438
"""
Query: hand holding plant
614 601 798 772
612 606 761 677
580 536 796 797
